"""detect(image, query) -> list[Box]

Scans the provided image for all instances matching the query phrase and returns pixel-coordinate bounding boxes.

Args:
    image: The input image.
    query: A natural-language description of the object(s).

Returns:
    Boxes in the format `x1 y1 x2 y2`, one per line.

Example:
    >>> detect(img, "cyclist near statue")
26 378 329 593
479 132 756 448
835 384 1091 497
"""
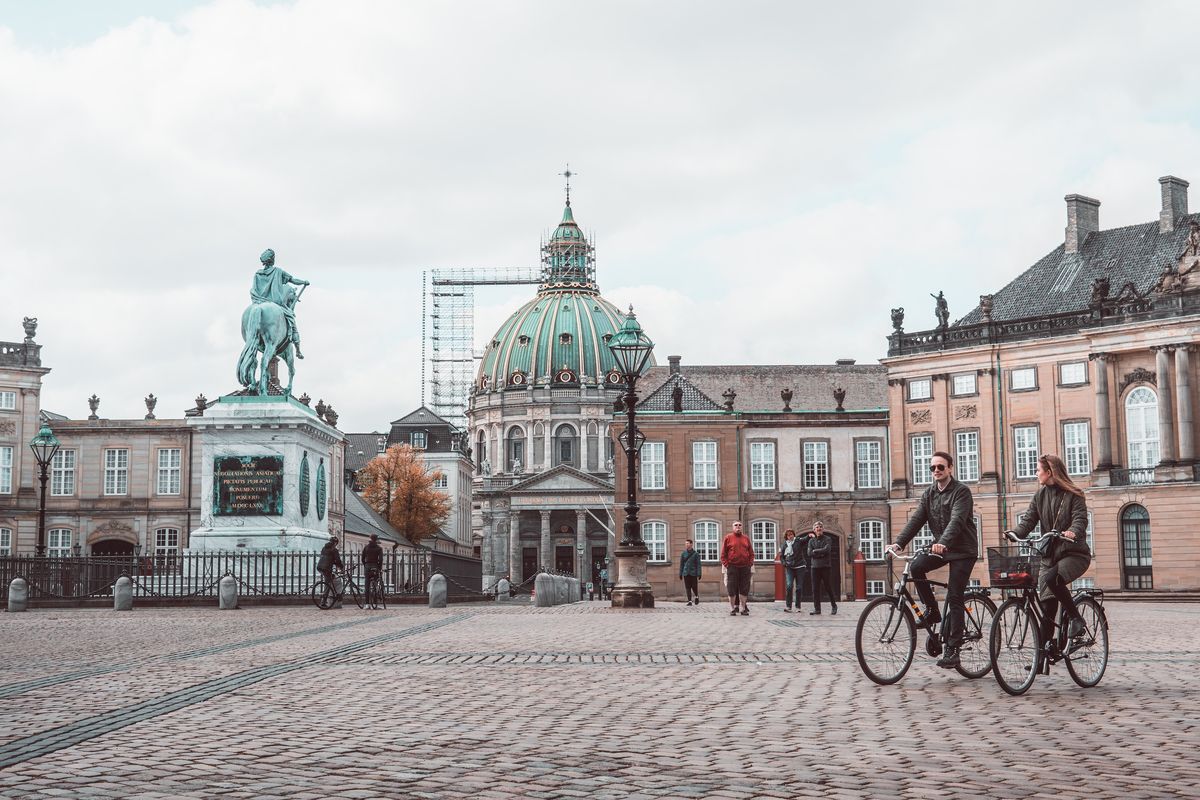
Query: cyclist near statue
317 535 344 606
1007 453 1092 653
886 451 977 670
362 533 384 603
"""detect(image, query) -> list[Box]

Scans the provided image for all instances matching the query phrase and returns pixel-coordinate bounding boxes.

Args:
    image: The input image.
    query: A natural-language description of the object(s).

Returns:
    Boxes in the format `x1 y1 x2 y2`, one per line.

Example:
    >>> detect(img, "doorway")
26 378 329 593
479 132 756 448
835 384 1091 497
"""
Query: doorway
591 546 608 587
555 545 575 575
522 547 539 584
91 540 135 558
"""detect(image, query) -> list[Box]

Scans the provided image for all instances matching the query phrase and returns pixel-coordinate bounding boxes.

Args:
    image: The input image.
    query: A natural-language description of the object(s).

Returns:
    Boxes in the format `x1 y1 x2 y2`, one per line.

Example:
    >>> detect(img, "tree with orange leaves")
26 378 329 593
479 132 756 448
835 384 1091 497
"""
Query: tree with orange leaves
357 444 450 547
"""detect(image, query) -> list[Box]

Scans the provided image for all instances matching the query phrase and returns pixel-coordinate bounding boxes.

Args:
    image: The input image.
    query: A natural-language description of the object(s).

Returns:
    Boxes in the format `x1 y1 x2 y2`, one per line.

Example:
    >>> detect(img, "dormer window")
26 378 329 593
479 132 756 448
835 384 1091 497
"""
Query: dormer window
559 333 572 346
517 335 530 346
411 432 427 450
602 333 612 344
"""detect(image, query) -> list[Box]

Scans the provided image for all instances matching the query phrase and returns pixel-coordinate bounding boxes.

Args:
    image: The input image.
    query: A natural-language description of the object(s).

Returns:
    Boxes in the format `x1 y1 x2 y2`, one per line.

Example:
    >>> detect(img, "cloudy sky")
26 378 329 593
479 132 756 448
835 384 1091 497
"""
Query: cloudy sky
3 1 1200 432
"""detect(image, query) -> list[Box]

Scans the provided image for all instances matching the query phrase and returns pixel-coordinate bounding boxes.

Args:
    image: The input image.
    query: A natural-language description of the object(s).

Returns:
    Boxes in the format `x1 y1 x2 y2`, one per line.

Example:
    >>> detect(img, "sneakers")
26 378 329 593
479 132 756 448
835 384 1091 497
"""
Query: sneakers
693 598 700 606
810 610 821 615
741 607 750 616
784 606 792 613
935 646 961 669
915 611 942 631
1067 616 1087 642
831 605 838 616
730 608 739 616
686 600 694 606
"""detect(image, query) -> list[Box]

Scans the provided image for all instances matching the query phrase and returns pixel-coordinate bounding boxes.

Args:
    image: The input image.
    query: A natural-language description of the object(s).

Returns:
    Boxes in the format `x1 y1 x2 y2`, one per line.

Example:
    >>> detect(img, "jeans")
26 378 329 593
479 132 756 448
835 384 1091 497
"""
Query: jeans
810 566 837 611
784 566 807 608
909 553 972 647
683 575 699 602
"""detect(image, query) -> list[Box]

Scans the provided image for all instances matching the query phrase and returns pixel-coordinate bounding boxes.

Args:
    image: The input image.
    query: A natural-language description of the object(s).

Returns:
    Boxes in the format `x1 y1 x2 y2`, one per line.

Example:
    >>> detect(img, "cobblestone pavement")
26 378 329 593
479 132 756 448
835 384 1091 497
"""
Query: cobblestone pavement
0 600 1197 799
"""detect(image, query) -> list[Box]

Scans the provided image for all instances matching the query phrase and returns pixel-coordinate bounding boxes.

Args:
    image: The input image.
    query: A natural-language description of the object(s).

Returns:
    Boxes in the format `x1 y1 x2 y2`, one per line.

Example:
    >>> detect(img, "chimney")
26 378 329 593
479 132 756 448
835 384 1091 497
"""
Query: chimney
835 358 856 366
1064 194 1100 253
668 355 681 375
1159 175 1189 233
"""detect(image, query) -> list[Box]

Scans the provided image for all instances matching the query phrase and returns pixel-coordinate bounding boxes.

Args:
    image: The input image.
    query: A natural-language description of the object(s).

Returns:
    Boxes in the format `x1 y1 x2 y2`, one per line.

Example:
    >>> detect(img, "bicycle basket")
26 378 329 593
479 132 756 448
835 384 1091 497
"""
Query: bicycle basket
987 546 1040 590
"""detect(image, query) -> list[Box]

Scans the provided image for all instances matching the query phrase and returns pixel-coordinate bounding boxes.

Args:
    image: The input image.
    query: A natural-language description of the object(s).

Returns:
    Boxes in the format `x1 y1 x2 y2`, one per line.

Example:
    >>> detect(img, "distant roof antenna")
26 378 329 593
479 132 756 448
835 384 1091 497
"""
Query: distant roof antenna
560 164 575 206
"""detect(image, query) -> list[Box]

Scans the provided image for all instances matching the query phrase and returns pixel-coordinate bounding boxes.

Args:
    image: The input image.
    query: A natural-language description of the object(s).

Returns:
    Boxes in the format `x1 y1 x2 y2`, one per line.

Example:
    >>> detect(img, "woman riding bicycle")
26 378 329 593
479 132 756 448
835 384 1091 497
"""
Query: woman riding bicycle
1008 453 1092 652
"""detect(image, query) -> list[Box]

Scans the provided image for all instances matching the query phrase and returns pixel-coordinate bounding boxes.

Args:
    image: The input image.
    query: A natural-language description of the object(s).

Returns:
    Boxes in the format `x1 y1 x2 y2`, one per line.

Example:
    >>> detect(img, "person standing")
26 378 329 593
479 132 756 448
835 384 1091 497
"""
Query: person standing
807 522 837 615
316 535 344 607
887 451 977 669
362 533 384 603
679 539 702 606
778 529 807 612
721 521 755 616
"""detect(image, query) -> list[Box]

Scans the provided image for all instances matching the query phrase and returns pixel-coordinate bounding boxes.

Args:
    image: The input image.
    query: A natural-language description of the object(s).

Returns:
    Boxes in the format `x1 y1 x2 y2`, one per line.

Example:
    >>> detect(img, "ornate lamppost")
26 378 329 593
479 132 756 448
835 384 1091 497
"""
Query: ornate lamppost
606 307 655 608
28 423 60 557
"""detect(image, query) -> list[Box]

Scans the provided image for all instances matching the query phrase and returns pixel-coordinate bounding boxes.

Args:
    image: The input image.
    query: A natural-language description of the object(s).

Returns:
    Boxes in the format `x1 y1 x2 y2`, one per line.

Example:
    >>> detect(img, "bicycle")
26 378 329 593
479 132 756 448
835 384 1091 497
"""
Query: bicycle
987 530 1109 696
855 546 996 685
310 566 364 610
363 566 386 610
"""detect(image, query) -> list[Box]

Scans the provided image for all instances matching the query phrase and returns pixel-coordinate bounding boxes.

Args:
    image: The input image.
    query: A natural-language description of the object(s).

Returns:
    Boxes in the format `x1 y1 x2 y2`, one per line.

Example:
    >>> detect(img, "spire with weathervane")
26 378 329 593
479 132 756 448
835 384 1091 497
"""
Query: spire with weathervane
540 164 598 293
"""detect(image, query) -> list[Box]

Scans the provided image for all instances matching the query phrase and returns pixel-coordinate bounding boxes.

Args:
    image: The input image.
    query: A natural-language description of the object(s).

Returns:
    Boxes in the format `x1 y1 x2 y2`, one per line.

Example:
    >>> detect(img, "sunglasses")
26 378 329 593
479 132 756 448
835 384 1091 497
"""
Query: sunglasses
929 464 949 472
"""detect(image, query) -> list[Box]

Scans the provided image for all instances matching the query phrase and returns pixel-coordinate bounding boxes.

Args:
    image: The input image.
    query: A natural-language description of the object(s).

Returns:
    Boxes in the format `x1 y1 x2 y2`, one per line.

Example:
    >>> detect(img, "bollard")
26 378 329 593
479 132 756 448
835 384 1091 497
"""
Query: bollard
113 576 133 611
495 578 512 602
218 575 238 610
7 577 28 612
534 573 554 607
428 574 448 608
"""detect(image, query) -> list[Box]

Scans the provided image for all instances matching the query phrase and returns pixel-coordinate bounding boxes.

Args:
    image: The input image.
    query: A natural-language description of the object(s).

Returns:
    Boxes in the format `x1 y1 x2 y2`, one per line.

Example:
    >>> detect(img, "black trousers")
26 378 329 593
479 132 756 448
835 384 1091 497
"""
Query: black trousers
810 566 837 611
683 575 699 602
1038 555 1090 642
909 553 972 647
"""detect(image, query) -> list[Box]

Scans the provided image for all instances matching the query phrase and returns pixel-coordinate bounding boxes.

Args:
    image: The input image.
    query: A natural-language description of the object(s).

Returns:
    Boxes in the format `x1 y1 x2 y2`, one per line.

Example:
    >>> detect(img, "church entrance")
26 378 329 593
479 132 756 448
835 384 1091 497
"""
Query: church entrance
555 545 575 575
522 547 539 585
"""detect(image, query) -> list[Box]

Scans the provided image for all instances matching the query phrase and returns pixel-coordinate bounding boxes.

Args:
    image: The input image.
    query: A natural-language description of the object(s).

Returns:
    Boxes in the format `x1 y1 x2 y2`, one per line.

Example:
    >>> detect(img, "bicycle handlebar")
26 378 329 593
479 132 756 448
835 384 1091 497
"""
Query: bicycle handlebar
1004 529 1069 544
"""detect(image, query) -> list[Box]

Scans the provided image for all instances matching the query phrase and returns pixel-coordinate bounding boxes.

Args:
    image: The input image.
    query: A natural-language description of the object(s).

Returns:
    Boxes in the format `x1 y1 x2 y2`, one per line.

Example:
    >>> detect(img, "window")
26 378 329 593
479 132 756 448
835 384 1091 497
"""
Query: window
154 528 180 570
432 473 448 489
1121 504 1152 589
554 424 578 468
750 521 777 562
952 374 976 396
641 442 665 490
1071 576 1096 590
911 434 933 485
749 442 775 490
0 527 11 556
0 391 15 410
866 580 886 597
104 449 129 495
0 446 11 494
47 528 71 557
694 521 720 561
1010 367 1037 390
855 441 882 489
969 578 982 588
476 431 486 469
1063 422 1090 476
1085 511 1095 555
410 432 427 449
692 441 717 489
908 378 931 401
157 448 182 495
51 450 76 496
1059 362 1086 386
642 521 667 562
913 524 934 551
955 431 979 482
376 437 387 454
506 427 525 472
1125 387 1159 469
858 520 885 561
803 441 829 489
1014 426 1038 480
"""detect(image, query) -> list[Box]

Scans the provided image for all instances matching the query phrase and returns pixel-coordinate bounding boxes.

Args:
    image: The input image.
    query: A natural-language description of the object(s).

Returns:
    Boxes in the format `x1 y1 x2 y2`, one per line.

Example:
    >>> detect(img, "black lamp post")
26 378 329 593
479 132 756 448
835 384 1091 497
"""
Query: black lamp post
28 423 60 557
607 306 655 608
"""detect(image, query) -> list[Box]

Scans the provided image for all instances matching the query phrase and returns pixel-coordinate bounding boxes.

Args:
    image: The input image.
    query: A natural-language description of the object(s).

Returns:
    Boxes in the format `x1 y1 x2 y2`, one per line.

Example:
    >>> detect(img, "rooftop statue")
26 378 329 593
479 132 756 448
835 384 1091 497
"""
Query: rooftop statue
237 249 310 396
931 291 949 329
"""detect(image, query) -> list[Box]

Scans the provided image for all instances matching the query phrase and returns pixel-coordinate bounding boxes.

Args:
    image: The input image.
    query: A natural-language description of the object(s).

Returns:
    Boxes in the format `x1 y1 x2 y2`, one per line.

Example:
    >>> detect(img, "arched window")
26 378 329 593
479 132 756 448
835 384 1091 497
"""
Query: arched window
1120 504 1152 589
1125 387 1159 470
506 426 525 473
554 424 578 468
476 431 486 470
858 520 885 561
693 521 720 562
750 520 777 562
642 521 667 562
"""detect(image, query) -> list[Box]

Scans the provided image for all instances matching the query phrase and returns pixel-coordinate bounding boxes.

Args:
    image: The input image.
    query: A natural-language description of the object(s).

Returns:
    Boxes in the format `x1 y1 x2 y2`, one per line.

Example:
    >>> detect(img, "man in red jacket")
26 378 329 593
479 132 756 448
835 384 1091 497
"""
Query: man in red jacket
721 521 755 616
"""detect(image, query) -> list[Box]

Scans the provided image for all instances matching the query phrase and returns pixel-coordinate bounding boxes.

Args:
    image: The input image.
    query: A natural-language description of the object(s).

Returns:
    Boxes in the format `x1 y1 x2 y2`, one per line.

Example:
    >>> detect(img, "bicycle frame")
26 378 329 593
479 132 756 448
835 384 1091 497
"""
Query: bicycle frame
878 548 987 643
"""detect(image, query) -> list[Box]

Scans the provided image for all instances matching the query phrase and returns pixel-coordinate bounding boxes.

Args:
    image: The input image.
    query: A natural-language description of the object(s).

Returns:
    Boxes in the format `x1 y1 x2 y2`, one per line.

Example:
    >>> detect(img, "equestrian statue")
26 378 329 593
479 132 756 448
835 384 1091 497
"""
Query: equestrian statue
237 248 309 396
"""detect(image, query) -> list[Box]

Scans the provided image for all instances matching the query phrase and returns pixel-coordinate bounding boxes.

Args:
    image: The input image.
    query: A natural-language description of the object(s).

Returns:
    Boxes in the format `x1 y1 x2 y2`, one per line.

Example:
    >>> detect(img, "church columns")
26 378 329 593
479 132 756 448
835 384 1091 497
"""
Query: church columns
508 510 520 581
540 510 552 570
480 512 493 581
1176 345 1195 465
1154 346 1178 465
1090 353 1113 469
576 509 588 580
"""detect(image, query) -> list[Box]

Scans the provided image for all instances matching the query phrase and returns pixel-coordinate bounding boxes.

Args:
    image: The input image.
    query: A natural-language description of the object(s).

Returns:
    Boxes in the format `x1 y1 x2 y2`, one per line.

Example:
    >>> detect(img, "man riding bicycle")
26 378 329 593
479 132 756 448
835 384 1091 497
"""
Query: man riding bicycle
887 451 977 670
362 533 384 601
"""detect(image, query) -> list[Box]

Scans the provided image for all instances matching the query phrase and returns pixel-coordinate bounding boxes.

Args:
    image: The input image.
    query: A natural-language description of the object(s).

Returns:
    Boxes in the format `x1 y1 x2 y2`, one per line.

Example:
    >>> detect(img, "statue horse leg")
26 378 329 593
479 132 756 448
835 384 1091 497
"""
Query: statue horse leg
280 342 295 398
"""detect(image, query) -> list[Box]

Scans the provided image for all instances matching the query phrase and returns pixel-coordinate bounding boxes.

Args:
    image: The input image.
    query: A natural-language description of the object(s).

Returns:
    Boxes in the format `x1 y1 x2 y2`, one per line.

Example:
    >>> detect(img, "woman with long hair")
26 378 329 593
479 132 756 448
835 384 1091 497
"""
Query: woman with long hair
1009 454 1092 649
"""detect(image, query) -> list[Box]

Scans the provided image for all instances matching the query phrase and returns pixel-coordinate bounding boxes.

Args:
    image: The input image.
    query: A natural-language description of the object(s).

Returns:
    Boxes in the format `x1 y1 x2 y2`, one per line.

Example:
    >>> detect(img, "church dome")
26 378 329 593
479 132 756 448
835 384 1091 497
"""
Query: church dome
476 201 652 392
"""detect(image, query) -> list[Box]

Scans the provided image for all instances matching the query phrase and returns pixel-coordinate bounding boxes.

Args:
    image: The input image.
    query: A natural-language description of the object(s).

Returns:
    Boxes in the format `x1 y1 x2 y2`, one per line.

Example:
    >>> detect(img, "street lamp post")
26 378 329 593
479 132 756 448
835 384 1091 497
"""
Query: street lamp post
28 423 61 557
606 307 655 608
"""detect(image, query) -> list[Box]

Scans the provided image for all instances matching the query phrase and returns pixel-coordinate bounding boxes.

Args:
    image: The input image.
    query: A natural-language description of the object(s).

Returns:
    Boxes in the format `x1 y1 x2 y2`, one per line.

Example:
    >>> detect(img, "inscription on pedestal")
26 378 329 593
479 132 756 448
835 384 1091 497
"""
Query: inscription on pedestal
213 455 284 516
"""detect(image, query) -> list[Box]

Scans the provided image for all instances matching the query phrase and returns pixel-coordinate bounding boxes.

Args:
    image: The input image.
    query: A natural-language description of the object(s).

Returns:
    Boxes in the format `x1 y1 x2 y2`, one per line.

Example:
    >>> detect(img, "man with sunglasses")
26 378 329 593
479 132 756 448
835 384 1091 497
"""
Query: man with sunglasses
886 451 978 669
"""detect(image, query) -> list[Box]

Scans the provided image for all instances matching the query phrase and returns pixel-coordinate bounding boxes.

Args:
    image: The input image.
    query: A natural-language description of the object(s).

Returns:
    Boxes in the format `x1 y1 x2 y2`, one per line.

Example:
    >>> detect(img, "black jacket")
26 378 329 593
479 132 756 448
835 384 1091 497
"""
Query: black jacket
896 478 978 561
778 537 808 568
362 541 384 568
1013 485 1091 562
317 542 344 572
807 534 833 569
679 548 702 578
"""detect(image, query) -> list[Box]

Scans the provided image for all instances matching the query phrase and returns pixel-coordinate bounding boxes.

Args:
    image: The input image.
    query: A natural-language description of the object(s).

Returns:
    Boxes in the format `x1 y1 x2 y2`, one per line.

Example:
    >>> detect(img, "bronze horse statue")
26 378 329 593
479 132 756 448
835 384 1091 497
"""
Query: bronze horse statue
237 289 297 396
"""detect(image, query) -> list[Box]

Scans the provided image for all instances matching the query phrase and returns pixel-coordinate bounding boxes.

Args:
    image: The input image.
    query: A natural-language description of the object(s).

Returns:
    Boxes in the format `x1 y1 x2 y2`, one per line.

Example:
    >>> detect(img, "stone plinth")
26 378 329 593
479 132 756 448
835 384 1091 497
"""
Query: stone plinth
610 543 654 608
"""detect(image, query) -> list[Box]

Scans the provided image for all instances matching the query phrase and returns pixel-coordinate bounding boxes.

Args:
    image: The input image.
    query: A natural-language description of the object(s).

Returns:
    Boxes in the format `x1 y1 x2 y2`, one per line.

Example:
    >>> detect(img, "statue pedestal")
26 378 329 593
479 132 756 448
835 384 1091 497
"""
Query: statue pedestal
610 542 654 608
187 395 343 551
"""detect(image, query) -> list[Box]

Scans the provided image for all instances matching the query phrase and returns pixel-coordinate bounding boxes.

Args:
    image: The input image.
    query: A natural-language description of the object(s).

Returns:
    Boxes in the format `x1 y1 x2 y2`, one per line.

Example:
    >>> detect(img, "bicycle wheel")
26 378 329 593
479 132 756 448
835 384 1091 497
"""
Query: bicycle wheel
1065 597 1109 688
311 579 334 610
855 596 916 685
955 594 997 680
368 578 385 610
990 597 1040 695
346 580 364 609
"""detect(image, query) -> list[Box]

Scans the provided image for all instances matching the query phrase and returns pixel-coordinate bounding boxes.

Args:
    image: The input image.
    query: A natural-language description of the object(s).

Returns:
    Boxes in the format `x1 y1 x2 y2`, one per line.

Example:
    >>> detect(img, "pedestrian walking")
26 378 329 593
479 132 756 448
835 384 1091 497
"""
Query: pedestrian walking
807 522 837 615
721 521 755 616
679 539 702 605
777 529 808 612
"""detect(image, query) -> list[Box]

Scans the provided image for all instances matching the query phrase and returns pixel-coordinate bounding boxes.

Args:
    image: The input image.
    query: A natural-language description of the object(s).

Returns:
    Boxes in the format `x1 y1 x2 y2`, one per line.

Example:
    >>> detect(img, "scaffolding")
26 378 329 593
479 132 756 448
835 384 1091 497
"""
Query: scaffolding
423 266 544 428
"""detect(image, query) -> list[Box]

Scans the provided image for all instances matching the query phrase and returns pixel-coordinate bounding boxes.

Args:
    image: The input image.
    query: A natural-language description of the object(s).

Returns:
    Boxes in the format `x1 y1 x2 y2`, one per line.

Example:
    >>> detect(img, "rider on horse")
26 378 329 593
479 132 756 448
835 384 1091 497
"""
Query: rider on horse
252 248 309 358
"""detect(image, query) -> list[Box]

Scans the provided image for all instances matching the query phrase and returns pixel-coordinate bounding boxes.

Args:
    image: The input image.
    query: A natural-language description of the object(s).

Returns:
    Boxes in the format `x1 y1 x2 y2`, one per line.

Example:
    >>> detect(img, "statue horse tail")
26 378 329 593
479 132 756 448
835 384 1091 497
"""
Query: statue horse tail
237 304 264 387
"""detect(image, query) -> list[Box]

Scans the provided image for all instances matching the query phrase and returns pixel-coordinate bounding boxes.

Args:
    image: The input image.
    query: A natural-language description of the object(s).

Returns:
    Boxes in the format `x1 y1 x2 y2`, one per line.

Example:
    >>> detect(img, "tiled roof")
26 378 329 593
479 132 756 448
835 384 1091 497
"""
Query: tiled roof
344 490 412 548
957 214 1199 326
637 364 887 413
389 406 453 427
345 433 387 472
638 373 723 412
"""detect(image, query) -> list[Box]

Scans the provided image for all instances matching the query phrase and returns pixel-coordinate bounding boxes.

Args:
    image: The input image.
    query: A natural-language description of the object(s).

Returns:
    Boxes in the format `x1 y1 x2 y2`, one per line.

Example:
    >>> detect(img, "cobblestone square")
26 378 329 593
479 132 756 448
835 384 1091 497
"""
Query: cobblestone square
0 600 1197 799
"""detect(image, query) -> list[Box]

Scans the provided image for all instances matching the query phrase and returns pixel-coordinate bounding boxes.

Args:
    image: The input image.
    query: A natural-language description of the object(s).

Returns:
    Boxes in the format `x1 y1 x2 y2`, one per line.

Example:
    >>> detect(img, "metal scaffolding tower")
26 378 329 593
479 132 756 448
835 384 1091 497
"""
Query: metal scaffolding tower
423 266 544 428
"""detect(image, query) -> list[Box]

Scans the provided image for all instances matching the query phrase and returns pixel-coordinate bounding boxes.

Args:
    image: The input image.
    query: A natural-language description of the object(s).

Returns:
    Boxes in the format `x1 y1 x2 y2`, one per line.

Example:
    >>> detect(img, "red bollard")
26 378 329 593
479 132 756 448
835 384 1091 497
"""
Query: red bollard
853 551 867 600
774 558 784 601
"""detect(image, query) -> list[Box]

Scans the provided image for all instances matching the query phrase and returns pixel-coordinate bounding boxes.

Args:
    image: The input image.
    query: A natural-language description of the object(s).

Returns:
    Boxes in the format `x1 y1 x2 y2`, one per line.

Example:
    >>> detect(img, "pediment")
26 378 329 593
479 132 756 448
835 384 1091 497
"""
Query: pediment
508 465 614 493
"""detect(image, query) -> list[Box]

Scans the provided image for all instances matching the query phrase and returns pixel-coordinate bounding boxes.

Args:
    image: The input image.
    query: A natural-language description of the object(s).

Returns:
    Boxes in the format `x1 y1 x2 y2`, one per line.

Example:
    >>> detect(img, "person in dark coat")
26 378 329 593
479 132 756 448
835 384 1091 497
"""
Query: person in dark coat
317 536 344 605
888 451 977 669
807 522 837 615
362 533 384 600
1009 453 1092 650
679 539 702 606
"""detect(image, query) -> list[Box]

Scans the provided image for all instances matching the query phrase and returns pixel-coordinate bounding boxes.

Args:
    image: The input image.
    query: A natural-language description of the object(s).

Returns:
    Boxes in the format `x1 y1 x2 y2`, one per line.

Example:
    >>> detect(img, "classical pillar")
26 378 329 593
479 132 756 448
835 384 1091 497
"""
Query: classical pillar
576 509 588 580
508 510 520 582
1090 353 1113 469
540 510 552 571
480 512 493 584
1154 346 1178 465
1176 345 1195 464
